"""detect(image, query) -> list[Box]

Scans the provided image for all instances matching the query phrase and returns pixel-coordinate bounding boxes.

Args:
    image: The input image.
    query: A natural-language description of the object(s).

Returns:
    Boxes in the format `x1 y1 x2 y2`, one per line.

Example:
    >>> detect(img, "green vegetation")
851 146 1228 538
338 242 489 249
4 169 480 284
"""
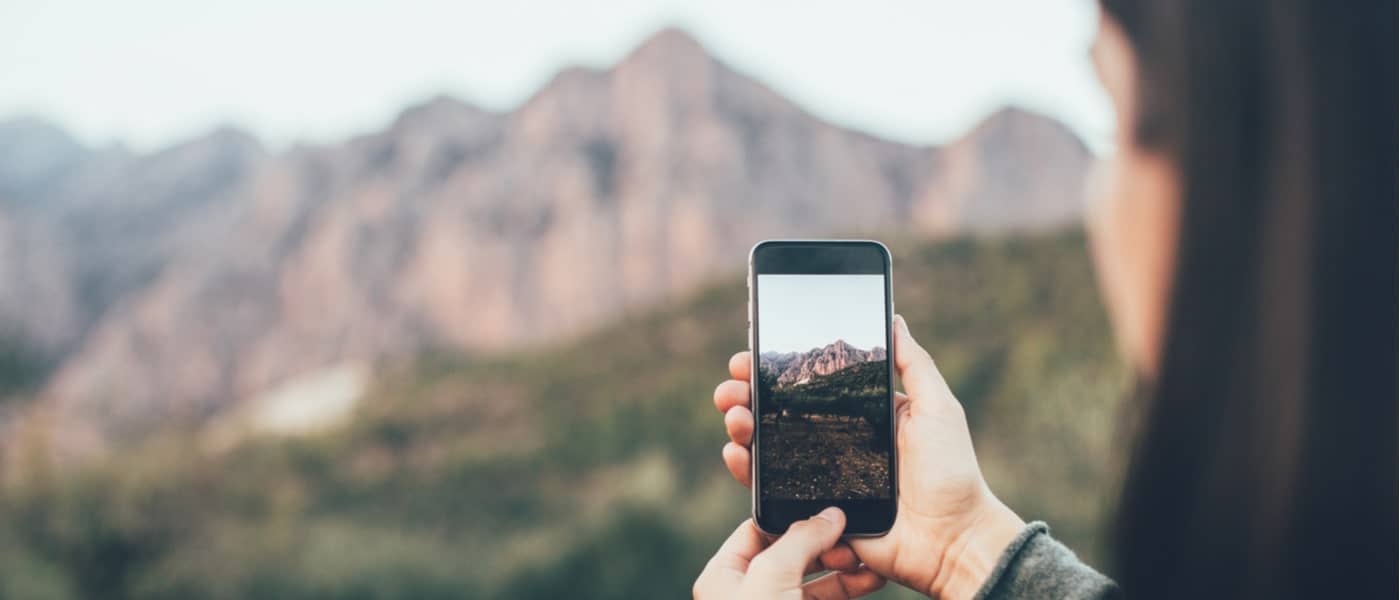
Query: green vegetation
772 360 888 418
776 360 891 443
0 231 1128 600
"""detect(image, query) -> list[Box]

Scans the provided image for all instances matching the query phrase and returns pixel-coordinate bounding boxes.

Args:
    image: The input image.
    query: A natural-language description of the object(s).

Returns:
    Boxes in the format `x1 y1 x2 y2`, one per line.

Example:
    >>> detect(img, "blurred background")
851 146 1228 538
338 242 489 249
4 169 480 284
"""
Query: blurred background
0 1 1128 598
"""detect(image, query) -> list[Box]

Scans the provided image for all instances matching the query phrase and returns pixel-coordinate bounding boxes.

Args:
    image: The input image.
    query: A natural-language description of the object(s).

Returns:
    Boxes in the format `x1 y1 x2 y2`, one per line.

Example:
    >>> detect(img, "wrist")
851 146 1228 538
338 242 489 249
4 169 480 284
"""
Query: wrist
927 499 1025 599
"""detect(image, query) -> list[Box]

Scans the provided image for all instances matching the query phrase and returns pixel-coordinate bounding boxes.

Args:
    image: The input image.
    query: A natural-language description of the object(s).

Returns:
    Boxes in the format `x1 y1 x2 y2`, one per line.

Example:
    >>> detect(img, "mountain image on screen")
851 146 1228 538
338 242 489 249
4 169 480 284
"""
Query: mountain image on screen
758 340 891 501
762 339 887 386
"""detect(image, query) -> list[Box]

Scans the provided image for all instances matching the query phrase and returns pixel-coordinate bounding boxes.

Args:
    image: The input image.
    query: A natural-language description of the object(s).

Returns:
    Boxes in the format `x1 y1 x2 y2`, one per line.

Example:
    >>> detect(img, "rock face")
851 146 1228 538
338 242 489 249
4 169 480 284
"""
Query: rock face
764 340 886 387
0 28 1091 452
0 118 263 359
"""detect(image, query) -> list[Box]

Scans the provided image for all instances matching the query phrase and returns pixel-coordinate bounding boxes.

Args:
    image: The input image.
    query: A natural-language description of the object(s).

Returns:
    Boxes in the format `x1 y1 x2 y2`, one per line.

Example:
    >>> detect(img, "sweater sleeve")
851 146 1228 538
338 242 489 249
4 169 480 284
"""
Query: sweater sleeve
972 521 1120 600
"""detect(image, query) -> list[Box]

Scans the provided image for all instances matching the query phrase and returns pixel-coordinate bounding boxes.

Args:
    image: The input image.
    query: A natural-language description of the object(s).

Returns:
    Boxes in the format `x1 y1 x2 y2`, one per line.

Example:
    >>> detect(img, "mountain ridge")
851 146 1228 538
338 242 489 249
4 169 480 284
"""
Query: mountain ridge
761 339 887 387
0 27 1092 455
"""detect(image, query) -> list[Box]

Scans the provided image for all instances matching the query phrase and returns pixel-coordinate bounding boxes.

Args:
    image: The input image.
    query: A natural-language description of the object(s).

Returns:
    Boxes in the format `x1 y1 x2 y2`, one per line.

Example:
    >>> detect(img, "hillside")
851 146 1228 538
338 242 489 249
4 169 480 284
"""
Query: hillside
776 360 887 408
0 232 1127 599
761 359 894 500
0 27 1091 452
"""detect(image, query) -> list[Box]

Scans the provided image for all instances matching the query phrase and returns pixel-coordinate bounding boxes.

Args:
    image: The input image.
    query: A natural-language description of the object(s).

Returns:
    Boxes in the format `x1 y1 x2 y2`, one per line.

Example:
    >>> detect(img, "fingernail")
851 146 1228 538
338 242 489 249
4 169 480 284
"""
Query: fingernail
894 315 909 336
816 507 843 522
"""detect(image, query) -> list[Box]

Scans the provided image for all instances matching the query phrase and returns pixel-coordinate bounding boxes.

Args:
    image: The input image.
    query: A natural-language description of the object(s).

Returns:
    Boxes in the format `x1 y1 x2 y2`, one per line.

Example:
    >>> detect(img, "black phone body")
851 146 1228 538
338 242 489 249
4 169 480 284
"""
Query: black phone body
748 240 897 536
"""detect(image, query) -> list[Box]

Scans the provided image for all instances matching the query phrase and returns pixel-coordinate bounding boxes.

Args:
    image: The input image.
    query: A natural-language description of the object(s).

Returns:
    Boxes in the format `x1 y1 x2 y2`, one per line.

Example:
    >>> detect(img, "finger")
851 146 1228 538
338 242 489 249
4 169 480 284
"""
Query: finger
713 518 768 565
724 406 754 446
803 540 854 576
803 556 826 576
746 507 846 581
728 351 752 381
801 567 888 600
722 442 752 487
894 391 911 422
892 315 952 416
713 379 751 413
695 519 767 598
819 542 861 572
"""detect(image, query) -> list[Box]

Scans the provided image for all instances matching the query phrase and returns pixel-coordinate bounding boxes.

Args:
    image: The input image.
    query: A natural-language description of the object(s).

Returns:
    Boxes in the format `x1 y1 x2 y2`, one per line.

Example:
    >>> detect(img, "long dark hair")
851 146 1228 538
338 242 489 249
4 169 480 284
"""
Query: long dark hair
1102 1 1397 597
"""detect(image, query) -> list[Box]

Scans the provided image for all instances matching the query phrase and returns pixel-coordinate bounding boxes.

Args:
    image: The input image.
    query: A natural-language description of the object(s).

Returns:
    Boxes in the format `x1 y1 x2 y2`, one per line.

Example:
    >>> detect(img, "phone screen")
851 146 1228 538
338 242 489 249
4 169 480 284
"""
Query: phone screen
749 241 896 535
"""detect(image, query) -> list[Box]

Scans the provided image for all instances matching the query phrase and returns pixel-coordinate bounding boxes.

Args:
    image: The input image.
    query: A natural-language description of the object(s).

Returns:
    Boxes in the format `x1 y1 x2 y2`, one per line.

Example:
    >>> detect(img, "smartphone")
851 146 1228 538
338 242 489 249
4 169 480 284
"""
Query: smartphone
748 240 897 536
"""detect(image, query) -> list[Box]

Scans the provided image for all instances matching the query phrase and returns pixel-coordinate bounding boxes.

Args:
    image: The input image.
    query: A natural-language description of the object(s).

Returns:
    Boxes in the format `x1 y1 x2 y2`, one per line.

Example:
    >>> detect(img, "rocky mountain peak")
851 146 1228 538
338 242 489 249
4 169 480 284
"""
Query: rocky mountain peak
773 340 887 387
623 27 709 67
392 95 499 133
0 116 91 198
153 126 265 167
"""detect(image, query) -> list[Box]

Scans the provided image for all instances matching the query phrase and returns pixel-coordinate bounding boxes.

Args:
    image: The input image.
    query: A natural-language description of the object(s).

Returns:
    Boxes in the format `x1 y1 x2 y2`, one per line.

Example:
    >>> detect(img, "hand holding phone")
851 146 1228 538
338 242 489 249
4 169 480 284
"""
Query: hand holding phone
719 240 1027 597
692 509 886 599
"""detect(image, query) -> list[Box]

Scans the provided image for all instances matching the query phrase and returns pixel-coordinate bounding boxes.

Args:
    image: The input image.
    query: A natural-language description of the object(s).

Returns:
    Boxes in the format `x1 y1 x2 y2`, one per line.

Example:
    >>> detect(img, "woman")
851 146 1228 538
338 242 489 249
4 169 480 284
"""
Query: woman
694 1 1396 598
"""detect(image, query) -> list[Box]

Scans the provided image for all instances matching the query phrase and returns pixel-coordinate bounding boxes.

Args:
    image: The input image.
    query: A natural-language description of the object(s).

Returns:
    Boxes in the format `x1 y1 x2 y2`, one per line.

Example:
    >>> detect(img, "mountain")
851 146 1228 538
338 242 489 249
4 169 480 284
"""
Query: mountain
0 28 1092 453
763 339 886 386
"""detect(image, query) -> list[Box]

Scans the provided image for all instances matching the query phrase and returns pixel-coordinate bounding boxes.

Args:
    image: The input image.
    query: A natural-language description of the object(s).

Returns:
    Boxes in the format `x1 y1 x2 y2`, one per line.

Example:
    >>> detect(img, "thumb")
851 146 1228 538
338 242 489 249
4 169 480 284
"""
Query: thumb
744 508 846 583
893 315 953 416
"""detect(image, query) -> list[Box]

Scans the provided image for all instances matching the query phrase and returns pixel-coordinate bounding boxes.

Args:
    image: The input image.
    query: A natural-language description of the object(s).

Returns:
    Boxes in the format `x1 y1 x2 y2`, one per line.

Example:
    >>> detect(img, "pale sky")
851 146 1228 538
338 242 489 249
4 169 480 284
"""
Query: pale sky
757 275 887 353
0 0 1111 153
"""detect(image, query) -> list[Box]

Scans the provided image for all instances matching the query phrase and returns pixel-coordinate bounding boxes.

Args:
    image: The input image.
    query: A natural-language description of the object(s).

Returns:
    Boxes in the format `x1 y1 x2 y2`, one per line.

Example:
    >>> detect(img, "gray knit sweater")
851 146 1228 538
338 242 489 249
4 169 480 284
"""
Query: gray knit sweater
972 522 1120 599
